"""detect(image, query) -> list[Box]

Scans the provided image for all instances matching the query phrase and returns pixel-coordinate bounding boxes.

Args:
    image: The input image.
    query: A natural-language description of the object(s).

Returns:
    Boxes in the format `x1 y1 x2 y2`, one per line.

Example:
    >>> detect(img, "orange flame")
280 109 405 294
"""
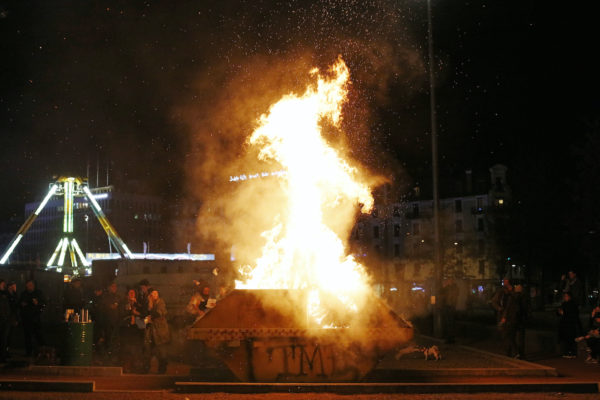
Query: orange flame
235 57 375 327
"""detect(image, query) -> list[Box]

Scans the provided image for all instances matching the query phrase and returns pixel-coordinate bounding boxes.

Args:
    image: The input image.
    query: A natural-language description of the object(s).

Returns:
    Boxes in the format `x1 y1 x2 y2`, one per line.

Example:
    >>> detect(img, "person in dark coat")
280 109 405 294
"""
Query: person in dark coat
490 278 512 324
557 291 580 358
143 288 170 374
120 288 145 372
101 281 121 359
19 279 46 357
500 283 529 358
5 282 19 358
137 279 150 317
0 280 10 362
565 271 584 308
88 285 105 352
62 278 84 312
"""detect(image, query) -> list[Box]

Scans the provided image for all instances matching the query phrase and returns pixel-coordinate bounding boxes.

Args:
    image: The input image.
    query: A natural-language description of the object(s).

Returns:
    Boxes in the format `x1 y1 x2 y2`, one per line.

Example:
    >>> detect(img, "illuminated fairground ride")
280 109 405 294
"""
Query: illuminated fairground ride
0 176 133 275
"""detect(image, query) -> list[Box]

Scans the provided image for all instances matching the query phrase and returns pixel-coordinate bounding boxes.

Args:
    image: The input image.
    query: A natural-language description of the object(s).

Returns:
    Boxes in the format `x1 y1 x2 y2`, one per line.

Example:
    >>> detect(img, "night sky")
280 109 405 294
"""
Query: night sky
1 1 598 277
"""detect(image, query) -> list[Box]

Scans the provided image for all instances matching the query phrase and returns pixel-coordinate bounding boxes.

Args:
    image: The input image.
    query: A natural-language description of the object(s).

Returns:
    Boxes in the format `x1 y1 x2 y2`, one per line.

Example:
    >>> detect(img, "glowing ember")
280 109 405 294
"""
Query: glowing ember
235 57 375 327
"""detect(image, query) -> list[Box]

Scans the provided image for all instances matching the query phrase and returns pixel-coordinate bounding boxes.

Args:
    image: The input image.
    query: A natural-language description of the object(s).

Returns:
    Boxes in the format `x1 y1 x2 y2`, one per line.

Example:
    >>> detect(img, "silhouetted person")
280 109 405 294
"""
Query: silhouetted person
500 283 529 358
490 278 512 324
101 281 121 359
557 291 580 358
63 278 84 311
19 279 45 357
5 282 19 358
88 285 105 352
120 288 144 373
137 279 150 317
565 271 584 308
143 288 170 374
0 280 10 362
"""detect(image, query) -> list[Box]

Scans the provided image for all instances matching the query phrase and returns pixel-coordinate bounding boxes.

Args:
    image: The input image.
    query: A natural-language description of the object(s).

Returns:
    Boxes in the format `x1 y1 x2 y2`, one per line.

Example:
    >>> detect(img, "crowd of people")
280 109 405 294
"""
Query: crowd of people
80 278 173 373
0 276 223 373
488 270 600 364
0 278 46 362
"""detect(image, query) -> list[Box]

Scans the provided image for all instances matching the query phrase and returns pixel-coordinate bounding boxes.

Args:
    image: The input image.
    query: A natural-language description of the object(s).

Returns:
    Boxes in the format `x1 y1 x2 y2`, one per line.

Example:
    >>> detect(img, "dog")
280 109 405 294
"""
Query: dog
395 345 442 361
422 345 442 361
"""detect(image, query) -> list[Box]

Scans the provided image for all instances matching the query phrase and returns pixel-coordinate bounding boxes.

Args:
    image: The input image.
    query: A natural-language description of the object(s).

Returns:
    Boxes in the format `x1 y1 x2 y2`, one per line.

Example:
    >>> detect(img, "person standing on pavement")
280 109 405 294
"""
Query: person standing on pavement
0 280 10 362
101 281 121 360
120 288 145 373
565 271 585 336
557 291 580 358
143 288 170 374
137 279 150 315
19 279 46 357
490 278 513 325
62 278 84 312
88 285 105 353
500 282 529 359
5 282 19 359
564 270 585 308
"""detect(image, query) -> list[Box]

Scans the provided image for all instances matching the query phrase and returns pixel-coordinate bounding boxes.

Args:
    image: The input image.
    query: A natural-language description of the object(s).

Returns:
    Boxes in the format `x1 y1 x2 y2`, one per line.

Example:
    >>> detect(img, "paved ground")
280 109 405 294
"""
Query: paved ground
1 393 599 400
450 320 600 382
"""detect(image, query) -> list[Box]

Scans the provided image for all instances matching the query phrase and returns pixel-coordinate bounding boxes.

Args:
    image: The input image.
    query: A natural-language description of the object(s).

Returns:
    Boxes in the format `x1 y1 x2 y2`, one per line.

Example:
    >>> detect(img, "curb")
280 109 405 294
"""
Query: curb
28 365 123 376
0 379 95 392
174 381 600 394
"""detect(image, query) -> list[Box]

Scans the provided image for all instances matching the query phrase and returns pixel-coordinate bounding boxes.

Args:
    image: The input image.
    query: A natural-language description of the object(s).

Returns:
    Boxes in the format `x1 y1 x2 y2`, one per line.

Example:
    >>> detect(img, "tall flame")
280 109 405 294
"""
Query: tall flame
235 57 375 327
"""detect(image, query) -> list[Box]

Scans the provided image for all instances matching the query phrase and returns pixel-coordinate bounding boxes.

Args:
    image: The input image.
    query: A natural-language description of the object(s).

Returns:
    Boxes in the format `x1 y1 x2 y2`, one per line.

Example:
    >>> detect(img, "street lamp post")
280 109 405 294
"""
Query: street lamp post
426 0 444 338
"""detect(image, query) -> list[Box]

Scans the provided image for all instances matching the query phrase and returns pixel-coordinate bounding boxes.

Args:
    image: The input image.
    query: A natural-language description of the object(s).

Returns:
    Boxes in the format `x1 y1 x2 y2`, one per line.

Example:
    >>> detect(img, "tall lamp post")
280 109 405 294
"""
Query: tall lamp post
427 0 444 338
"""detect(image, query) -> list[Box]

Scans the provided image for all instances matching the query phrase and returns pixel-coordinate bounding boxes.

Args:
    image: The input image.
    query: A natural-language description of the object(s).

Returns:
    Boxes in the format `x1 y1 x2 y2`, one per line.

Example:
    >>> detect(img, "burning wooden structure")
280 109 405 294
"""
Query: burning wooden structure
187 289 413 382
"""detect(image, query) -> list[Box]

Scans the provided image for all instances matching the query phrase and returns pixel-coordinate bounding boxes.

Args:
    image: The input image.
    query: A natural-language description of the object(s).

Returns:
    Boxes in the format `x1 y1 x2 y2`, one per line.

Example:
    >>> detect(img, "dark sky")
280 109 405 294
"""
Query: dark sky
0 0 598 272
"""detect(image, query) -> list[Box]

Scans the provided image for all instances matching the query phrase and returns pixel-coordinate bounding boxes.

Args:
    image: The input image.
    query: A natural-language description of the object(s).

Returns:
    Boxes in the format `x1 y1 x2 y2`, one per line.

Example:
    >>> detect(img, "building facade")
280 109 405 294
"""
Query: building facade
350 164 515 296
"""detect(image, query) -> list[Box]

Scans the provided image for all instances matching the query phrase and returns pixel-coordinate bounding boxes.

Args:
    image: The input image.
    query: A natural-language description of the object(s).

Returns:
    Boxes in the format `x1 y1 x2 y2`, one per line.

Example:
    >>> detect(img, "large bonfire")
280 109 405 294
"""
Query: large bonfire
235 57 377 328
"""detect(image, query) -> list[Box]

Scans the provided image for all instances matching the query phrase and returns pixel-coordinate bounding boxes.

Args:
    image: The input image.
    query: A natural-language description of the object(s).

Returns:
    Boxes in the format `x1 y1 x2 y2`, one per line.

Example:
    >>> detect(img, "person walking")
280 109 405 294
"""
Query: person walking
143 288 170 374
19 279 46 357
